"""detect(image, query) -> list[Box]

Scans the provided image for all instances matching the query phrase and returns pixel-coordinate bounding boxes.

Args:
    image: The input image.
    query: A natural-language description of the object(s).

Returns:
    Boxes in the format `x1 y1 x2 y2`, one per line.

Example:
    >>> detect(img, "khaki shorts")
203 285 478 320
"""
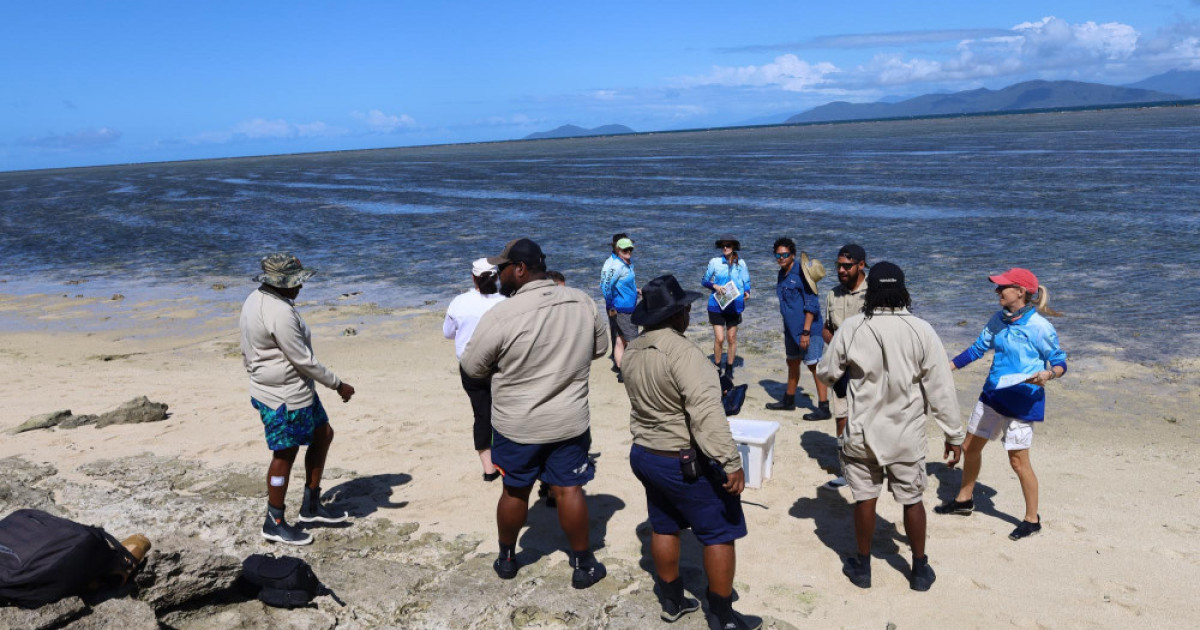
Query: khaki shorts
830 394 848 419
967 401 1033 451
841 450 927 505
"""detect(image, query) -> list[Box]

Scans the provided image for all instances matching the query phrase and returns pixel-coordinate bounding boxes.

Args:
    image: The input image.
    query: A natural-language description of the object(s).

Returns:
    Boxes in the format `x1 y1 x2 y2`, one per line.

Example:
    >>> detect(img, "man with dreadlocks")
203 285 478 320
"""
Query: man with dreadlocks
816 261 965 592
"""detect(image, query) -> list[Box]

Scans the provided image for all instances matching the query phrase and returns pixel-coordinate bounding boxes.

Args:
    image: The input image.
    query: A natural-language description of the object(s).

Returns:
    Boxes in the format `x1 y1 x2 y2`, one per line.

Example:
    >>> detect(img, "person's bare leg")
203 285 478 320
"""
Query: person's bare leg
614 335 627 369
268 446 299 507
497 484 533 545
478 449 496 475
785 358 801 395
712 325 726 366
304 423 333 490
853 498 878 556
651 532 681 582
902 501 927 557
552 485 590 551
806 363 829 403
954 434 988 502
726 326 738 367
702 542 736 597
1008 449 1039 522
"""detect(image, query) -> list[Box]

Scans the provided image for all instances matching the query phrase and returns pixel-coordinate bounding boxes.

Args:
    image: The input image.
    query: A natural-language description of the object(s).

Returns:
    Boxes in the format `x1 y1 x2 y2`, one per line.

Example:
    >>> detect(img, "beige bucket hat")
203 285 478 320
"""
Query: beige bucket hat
799 252 826 292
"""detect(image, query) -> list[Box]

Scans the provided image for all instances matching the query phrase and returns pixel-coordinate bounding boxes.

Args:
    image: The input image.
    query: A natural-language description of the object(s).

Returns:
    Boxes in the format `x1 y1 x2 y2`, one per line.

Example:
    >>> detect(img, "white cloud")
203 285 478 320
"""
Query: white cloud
21 127 121 150
351 109 417 133
681 54 839 91
689 17 1200 93
190 118 347 144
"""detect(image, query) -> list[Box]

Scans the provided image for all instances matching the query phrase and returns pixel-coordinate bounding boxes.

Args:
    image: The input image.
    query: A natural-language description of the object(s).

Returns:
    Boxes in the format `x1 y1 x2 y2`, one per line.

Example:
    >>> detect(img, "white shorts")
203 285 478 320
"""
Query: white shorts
967 401 1033 451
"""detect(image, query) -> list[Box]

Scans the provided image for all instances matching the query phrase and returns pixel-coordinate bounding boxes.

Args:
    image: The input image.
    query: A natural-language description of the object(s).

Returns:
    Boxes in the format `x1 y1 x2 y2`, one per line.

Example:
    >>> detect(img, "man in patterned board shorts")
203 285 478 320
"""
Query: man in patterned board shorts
240 253 357 545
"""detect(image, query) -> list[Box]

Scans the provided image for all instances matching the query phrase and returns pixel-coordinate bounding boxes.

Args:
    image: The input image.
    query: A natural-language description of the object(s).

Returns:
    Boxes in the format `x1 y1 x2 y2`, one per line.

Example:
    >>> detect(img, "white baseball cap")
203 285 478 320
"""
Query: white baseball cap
472 258 497 277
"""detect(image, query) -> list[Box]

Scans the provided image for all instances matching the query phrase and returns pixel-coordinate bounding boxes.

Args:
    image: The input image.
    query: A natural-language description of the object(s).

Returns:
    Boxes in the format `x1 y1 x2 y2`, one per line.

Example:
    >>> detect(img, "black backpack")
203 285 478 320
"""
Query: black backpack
240 554 319 608
0 509 136 608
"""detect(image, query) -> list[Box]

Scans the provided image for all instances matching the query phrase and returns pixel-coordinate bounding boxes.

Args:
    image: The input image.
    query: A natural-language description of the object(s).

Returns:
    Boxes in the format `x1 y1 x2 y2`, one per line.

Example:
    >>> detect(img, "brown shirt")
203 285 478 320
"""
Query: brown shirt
622 327 743 474
460 279 609 444
823 279 867 332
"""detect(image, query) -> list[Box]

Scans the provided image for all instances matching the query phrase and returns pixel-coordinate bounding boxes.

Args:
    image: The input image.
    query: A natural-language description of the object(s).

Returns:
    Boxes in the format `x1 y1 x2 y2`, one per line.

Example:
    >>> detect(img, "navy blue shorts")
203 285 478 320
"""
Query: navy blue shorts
629 444 747 546
492 429 595 489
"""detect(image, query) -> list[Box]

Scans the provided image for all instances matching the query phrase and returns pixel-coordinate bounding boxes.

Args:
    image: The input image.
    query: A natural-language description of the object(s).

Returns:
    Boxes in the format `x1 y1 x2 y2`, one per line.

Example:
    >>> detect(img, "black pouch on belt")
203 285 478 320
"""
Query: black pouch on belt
679 448 700 482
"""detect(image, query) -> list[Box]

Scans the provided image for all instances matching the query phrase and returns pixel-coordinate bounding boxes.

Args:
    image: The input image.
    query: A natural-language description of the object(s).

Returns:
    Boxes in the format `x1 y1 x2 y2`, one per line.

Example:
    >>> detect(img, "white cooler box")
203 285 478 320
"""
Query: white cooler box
728 419 780 489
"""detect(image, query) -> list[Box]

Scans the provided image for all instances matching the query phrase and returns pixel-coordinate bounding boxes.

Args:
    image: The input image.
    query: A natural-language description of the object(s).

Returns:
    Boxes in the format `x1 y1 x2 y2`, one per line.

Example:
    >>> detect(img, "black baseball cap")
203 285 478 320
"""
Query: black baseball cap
837 243 868 265
487 238 546 267
866 261 905 291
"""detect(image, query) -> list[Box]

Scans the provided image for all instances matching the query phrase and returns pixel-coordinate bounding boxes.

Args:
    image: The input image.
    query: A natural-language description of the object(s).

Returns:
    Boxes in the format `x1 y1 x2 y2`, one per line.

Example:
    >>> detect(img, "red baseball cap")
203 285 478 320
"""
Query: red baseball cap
988 268 1038 294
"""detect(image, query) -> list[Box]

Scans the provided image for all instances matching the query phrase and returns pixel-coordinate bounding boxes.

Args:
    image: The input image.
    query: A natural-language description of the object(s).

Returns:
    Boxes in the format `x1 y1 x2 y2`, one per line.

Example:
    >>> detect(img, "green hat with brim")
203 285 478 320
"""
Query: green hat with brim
254 252 315 289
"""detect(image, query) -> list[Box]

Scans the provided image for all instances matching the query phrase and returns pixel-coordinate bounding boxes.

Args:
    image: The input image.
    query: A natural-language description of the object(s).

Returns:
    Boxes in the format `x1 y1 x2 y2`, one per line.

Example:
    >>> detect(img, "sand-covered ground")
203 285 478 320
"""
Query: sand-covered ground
2 289 1198 629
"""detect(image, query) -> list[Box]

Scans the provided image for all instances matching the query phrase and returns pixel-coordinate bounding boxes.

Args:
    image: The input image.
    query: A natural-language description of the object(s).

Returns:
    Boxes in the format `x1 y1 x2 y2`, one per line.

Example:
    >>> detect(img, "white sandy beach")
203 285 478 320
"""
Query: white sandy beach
2 289 1199 629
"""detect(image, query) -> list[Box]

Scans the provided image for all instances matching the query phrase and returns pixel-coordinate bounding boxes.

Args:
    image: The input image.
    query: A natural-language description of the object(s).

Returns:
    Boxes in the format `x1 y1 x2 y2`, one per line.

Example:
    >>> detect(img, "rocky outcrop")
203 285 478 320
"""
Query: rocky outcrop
0 455 797 630
8 397 168 434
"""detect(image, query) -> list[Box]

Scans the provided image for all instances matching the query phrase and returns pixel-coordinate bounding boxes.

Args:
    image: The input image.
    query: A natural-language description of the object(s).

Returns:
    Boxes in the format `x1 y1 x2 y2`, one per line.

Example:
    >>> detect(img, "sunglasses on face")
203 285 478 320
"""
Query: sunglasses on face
620 248 634 253
497 262 513 273
837 262 858 270
774 252 792 259
995 285 1020 293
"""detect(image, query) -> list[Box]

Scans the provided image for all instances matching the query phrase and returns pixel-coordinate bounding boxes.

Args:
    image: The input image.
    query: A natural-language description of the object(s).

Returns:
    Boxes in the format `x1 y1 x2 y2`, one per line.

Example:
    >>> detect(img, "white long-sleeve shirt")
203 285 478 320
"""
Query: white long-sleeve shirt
443 289 505 359
239 288 340 409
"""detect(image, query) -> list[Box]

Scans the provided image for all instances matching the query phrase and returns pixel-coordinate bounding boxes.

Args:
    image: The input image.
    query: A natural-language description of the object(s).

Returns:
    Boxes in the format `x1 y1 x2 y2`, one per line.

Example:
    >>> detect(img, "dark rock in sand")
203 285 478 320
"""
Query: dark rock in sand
9 409 73 434
94 397 169 428
58 414 99 429
13 397 168 433
134 535 243 611
0 456 61 515
71 598 159 629
0 596 89 629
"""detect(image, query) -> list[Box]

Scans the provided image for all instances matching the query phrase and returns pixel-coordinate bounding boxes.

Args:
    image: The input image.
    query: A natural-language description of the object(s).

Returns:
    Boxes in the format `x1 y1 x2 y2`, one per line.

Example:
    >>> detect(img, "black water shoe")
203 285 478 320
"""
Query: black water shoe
1009 516 1042 541
842 554 871 589
933 498 974 515
910 555 936 591
262 505 313 546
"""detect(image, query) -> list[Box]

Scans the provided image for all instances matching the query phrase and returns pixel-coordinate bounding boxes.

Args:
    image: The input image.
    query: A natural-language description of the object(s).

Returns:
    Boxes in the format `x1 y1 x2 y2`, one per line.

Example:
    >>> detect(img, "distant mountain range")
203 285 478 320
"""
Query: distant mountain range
785 78 1187 124
523 124 635 140
1123 69 1200 98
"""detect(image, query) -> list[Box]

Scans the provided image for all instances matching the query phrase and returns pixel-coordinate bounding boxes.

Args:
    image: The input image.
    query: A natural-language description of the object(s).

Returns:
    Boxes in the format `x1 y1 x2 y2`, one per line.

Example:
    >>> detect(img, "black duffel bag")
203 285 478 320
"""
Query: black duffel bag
0 509 135 608
241 554 320 608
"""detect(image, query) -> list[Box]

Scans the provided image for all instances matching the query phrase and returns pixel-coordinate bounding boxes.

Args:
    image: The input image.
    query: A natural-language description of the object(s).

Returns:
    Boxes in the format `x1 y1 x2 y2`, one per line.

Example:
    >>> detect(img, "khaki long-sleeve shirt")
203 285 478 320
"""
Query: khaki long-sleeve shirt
816 308 964 465
460 279 609 444
240 288 341 409
622 327 743 474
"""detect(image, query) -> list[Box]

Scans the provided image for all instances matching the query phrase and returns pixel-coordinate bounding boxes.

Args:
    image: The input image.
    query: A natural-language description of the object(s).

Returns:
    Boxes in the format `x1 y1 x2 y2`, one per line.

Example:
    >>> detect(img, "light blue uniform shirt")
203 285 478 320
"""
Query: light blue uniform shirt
953 309 1067 421
701 256 751 313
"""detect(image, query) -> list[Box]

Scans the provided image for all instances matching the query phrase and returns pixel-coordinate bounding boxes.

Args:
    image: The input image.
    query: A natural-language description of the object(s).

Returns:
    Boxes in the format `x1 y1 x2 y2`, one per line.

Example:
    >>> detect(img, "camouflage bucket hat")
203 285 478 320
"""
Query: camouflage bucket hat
254 252 315 289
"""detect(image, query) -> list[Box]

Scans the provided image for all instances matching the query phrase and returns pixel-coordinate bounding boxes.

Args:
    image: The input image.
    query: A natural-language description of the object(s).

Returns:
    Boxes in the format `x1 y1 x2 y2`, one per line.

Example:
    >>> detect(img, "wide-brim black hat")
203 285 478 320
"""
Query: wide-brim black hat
715 235 740 250
631 275 704 327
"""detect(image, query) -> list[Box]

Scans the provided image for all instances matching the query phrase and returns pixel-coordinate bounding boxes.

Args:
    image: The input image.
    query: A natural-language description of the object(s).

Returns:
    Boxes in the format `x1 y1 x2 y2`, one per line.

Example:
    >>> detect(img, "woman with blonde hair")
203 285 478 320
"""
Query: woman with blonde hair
935 268 1066 541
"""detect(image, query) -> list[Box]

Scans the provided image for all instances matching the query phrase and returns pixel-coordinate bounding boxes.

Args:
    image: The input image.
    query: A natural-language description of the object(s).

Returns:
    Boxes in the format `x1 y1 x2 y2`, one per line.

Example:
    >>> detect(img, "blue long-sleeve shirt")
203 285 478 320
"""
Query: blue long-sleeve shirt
776 261 821 342
952 309 1068 422
600 253 638 313
702 256 750 313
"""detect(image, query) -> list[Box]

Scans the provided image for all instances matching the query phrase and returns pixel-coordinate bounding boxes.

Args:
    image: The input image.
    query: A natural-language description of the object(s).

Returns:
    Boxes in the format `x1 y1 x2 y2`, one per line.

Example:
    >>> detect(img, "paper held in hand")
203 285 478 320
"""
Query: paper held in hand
995 371 1042 389
715 281 741 310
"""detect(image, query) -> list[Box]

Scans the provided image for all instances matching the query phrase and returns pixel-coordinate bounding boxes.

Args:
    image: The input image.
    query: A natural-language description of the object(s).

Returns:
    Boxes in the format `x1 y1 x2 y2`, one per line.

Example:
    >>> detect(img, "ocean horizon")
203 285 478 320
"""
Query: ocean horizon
2 105 1198 362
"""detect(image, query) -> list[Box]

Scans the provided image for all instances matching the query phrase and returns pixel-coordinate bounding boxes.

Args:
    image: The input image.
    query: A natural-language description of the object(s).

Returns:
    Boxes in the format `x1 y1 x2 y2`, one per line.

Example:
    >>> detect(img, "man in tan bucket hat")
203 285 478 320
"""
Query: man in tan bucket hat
240 252 356 545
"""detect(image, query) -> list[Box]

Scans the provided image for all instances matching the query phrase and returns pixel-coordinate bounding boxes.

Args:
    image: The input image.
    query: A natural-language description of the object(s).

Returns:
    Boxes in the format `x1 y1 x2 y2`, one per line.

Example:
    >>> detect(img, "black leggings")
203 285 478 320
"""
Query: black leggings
460 367 493 451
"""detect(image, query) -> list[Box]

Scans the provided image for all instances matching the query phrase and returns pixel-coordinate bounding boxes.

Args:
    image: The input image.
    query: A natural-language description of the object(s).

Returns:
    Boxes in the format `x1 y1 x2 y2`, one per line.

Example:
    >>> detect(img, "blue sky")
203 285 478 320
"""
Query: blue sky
2 1 1198 171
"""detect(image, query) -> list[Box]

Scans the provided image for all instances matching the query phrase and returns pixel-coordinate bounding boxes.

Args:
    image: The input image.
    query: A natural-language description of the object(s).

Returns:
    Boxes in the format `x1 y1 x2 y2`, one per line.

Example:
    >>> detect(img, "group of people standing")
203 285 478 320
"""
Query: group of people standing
236 235 1066 630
